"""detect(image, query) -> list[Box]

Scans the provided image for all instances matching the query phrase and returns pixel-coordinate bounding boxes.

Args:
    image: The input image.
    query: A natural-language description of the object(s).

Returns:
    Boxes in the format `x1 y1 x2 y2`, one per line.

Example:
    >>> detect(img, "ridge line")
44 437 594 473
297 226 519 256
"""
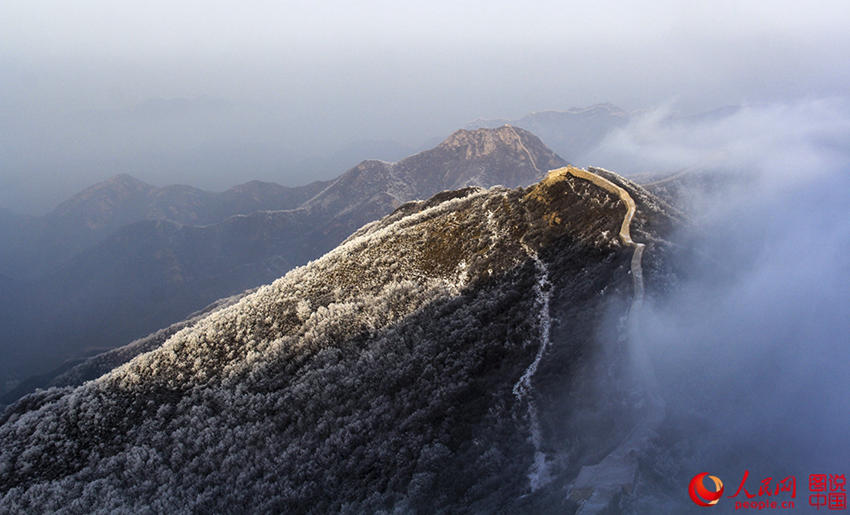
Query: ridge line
545 166 645 303
543 166 659 513
506 125 543 176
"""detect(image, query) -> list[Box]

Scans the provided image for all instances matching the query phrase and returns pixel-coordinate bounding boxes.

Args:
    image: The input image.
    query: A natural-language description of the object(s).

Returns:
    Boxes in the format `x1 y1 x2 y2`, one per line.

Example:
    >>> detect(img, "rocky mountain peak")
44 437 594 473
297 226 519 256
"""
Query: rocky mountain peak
301 126 566 226
61 173 153 202
49 174 156 230
438 126 541 160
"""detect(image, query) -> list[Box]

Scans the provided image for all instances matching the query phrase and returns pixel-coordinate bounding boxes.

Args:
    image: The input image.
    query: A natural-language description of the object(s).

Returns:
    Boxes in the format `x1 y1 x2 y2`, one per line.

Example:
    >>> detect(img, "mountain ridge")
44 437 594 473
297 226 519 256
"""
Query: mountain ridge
47 172 330 236
299 126 564 219
0 126 566 400
0 166 678 512
0 174 330 281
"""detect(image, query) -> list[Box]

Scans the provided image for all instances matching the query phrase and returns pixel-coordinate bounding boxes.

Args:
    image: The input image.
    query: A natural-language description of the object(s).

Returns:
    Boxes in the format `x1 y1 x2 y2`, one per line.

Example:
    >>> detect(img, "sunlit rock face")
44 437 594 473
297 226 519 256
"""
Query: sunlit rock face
0 167 679 513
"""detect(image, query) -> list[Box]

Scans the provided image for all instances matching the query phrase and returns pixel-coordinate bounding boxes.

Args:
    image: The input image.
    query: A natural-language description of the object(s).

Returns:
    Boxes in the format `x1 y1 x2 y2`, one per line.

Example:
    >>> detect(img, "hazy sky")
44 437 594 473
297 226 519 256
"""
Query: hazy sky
2 0 849 212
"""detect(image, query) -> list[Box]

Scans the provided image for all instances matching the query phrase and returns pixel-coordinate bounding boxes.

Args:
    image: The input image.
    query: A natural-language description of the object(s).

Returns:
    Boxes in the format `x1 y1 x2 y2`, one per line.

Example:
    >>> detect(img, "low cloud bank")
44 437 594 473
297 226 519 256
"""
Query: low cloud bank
605 98 849 477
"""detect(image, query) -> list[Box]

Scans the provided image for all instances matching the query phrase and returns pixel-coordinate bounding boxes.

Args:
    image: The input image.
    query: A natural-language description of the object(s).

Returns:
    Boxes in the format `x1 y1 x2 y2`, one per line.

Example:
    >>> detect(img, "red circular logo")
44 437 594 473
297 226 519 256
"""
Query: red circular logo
689 473 724 507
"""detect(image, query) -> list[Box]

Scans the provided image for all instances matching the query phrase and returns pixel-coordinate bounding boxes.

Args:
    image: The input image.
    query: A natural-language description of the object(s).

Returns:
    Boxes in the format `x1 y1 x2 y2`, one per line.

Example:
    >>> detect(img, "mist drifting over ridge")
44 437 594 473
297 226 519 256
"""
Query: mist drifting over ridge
594 98 850 510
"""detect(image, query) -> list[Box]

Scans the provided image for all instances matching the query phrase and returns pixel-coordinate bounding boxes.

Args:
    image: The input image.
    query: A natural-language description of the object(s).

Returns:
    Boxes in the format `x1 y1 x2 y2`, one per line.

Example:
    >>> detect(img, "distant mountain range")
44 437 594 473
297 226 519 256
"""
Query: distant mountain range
0 126 565 400
0 175 329 280
295 138 417 177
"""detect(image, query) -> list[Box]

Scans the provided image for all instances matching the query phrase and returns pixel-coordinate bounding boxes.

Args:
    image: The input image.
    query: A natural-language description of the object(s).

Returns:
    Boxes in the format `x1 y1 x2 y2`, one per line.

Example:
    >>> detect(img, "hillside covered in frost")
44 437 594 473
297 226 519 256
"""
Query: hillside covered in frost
0 167 681 513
